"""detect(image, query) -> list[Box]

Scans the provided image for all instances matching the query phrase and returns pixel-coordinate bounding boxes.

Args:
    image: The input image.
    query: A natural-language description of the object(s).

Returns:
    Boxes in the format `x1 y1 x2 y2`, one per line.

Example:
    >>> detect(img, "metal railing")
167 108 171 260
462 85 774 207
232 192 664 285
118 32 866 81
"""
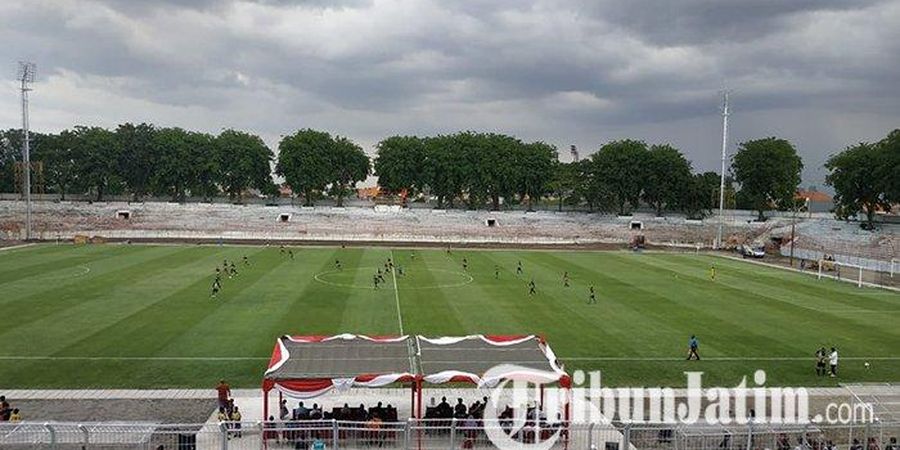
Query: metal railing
0 419 897 450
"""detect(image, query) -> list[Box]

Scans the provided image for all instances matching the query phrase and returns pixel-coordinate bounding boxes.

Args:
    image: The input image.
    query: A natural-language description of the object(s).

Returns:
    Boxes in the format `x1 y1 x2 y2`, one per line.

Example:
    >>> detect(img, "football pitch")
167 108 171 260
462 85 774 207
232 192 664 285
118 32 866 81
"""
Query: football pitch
1 243 898 389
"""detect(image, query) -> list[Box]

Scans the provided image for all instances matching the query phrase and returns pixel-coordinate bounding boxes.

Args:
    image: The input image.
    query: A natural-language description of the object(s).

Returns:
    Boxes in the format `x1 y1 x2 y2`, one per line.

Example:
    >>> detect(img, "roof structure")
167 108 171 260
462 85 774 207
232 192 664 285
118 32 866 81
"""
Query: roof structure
262 334 571 417
417 335 567 387
262 333 568 405
263 334 416 398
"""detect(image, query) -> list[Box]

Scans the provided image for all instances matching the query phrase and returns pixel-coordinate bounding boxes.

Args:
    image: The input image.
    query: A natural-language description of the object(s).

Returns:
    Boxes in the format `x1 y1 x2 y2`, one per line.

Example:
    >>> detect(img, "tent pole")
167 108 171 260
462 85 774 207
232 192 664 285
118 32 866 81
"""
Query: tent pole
410 383 416 419
263 386 270 422
540 384 545 409
416 378 423 419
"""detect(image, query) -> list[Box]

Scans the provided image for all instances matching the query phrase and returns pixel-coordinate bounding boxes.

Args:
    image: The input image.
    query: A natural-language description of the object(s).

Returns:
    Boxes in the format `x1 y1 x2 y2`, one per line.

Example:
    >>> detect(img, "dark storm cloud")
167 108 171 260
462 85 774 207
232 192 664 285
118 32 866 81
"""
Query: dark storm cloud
1 0 898 186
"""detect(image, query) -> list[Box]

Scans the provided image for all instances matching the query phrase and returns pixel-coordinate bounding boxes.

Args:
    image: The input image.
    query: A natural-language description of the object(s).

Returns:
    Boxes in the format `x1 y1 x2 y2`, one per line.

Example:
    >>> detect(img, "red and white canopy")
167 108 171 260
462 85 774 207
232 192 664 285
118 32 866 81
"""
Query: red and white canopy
263 334 416 399
262 333 569 399
417 334 568 387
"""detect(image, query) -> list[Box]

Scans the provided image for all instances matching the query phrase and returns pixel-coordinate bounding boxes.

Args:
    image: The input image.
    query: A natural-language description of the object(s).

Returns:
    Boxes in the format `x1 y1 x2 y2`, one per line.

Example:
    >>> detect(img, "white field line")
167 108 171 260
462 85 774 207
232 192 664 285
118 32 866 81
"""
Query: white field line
2 355 898 362
0 243 37 252
563 356 900 361
390 249 404 335
0 356 269 361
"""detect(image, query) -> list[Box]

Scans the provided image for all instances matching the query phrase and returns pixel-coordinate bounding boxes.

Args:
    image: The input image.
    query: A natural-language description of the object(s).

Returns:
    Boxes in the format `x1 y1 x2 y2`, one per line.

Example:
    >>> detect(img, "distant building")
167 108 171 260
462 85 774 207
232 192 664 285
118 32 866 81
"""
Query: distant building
795 189 833 213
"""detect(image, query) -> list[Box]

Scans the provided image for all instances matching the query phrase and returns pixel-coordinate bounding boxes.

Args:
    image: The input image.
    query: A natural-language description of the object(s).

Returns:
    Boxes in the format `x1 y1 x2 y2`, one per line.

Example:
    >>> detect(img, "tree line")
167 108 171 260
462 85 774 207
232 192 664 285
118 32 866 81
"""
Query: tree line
0 125 277 202
1 124 897 226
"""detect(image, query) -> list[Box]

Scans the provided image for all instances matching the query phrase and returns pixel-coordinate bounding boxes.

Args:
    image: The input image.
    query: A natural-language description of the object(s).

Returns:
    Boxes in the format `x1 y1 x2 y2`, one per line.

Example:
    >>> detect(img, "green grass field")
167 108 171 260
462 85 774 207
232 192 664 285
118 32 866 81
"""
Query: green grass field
1 243 898 389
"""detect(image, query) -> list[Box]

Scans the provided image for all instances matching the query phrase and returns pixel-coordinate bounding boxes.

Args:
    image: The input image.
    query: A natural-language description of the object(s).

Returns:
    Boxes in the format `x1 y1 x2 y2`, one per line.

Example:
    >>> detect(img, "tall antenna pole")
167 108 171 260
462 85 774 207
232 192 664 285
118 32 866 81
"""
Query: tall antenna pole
18 61 36 241
715 90 729 249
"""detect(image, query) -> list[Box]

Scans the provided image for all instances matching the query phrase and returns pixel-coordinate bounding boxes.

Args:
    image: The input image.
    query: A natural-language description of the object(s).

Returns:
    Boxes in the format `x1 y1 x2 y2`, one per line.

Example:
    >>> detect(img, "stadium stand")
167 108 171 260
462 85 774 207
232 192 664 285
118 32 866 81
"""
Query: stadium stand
0 200 796 247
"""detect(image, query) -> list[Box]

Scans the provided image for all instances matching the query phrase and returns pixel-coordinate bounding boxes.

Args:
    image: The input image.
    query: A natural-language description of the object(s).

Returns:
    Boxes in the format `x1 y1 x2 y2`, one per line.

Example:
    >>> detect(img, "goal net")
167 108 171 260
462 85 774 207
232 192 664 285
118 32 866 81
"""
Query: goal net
817 258 866 288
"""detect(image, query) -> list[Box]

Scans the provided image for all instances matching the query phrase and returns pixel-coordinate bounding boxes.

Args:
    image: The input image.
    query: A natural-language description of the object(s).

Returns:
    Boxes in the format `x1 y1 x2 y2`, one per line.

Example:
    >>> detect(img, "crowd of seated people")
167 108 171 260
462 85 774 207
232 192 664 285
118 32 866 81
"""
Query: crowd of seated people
277 400 399 423
267 400 401 448
425 396 489 421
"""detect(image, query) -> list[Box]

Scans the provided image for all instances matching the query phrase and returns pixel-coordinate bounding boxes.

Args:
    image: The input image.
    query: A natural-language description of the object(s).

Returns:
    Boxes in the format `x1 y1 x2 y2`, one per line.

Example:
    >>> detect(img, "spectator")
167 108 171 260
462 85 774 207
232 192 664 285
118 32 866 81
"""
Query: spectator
372 401 384 420
280 399 290 421
0 396 10 421
454 398 467 418
358 404 368 421
216 380 231 409
264 416 279 441
294 402 309 420
463 414 478 439
851 439 864 450
340 403 351 419
231 406 243 438
868 437 881 450
9 408 21 422
885 437 898 450
310 403 323 420
437 397 452 417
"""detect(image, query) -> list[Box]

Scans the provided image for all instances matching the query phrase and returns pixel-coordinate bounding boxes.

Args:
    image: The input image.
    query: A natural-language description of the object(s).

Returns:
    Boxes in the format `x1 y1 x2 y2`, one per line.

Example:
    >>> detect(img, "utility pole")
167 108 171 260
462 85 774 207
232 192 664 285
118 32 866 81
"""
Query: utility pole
18 62 36 241
715 91 729 249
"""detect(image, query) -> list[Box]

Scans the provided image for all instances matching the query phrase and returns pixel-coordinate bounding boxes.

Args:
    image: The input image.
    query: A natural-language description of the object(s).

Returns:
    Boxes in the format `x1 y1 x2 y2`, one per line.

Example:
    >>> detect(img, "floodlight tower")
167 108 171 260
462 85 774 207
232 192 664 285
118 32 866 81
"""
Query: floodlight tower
18 61 36 240
715 90 729 249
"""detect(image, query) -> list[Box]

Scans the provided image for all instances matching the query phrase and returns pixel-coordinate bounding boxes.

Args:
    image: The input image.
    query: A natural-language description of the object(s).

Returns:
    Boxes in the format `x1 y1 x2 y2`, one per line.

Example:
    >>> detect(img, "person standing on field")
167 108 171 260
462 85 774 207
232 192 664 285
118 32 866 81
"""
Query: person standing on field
687 335 700 360
829 347 839 377
815 347 827 377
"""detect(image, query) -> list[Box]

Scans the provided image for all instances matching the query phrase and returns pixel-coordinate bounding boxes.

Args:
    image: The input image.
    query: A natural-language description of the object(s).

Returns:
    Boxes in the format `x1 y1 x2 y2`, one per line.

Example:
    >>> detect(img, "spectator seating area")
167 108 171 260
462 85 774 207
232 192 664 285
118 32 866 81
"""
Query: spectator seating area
0 200 792 247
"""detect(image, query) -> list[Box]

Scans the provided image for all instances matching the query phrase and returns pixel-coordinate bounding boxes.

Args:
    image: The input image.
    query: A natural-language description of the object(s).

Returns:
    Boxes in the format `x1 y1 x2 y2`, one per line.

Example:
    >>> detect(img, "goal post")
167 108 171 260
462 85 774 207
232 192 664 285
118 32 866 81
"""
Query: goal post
817 258 864 288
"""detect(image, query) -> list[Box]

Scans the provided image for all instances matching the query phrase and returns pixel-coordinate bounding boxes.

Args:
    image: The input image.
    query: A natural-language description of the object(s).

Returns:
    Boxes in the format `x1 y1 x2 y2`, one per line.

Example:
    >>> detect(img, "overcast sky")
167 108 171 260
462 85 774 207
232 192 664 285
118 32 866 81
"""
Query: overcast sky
2 0 898 187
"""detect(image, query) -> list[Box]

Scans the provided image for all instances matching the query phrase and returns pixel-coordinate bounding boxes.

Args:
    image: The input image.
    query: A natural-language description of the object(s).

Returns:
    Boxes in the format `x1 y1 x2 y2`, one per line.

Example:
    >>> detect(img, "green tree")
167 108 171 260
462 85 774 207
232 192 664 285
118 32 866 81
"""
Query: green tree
0 129 22 193
185 131 220 201
513 141 557 211
642 144 692 216
328 136 370 206
423 135 466 209
217 129 274 202
547 161 579 211
34 131 80 199
880 129 900 205
374 136 426 195
590 139 649 215
71 126 121 201
115 123 158 200
825 142 891 228
732 137 803 221
681 172 720 219
275 129 334 206
151 127 194 201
